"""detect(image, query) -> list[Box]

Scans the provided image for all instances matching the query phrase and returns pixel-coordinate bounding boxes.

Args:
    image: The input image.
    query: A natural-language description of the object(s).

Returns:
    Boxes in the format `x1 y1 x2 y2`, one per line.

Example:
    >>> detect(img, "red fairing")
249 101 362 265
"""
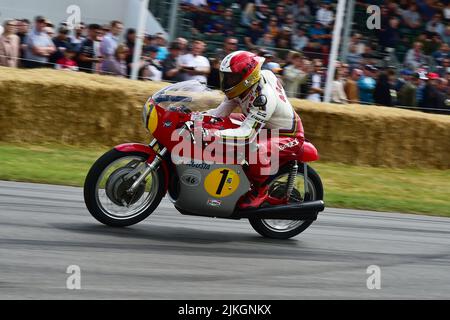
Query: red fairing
298 142 319 163
114 143 170 191
115 143 156 156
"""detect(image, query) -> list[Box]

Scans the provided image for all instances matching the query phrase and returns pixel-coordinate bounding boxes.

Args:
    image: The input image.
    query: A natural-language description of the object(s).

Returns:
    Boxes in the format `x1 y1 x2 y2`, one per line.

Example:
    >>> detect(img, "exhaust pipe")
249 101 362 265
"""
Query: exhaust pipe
234 200 325 220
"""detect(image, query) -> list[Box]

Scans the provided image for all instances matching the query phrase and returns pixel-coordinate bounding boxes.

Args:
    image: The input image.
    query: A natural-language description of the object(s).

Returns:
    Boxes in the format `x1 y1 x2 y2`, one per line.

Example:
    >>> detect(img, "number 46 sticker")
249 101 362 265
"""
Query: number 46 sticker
204 168 240 198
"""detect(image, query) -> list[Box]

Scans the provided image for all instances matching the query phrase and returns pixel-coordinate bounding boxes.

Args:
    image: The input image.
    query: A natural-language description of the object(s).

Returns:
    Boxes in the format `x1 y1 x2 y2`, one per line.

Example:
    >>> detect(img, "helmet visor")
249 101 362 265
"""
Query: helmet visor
220 71 244 92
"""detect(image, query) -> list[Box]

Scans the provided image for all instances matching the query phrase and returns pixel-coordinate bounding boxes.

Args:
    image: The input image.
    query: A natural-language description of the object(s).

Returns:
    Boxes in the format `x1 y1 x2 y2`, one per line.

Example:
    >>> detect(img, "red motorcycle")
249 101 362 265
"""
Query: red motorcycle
84 81 324 239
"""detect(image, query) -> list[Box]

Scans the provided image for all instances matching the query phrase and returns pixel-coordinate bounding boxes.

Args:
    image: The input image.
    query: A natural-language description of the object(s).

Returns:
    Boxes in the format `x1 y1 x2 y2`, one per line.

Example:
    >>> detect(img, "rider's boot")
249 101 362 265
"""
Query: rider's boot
238 184 270 210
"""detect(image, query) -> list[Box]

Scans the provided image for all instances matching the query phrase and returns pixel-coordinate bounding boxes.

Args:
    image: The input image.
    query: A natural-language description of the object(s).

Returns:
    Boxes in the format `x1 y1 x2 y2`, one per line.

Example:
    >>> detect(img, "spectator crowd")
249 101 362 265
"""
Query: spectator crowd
0 0 449 113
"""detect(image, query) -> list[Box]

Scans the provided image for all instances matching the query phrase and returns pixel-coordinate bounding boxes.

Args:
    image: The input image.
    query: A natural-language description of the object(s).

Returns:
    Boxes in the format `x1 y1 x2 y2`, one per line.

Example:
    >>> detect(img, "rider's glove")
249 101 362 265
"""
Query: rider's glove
193 127 219 143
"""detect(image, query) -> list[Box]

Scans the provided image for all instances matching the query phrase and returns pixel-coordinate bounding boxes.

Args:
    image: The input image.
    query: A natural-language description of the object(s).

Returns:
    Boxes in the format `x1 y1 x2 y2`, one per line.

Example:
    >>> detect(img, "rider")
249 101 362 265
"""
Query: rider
204 50 305 209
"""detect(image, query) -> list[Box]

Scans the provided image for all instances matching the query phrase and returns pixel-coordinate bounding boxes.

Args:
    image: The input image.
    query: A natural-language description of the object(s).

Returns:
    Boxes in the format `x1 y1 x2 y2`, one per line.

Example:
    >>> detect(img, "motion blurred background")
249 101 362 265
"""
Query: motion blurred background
0 0 449 111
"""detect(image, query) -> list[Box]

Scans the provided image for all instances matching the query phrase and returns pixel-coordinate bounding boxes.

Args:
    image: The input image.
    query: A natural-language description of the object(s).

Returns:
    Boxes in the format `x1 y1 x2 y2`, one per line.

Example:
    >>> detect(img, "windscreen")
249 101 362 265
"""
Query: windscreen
151 80 223 110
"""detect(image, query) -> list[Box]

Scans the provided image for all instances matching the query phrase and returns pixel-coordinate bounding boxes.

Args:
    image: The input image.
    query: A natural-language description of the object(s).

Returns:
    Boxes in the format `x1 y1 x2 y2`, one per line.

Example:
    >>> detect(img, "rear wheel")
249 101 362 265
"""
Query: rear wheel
249 164 323 239
84 149 166 227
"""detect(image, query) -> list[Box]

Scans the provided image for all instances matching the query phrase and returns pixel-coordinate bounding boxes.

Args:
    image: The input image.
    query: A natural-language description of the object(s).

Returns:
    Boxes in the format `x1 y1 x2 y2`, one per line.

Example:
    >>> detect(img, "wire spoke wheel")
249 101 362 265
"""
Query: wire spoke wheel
95 156 159 220
84 150 165 227
261 172 317 233
249 164 323 239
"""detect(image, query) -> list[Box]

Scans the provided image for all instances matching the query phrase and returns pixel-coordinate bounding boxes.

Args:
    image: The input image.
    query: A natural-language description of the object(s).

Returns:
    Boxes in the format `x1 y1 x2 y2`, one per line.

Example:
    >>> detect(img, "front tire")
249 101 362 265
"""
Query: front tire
84 149 166 227
249 164 324 239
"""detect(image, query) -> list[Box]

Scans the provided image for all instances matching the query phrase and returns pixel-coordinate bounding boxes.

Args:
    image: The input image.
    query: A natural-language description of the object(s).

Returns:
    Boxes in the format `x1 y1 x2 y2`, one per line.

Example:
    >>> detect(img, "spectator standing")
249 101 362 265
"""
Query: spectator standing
292 0 312 24
77 24 103 73
308 21 327 46
255 4 270 24
143 46 163 81
241 2 257 27
102 44 128 77
436 78 449 110
178 40 210 84
426 13 445 37
17 19 30 65
274 4 287 26
432 43 450 66
399 4 422 29
162 41 183 83
176 37 188 54
154 33 169 61
283 14 297 31
283 52 307 98
437 58 450 77
316 3 334 27
100 20 124 73
349 33 365 55
265 17 280 39
374 72 394 106
212 8 235 36
257 32 275 49
125 28 136 76
397 71 417 107
261 51 282 75
445 3 450 20
215 37 238 61
24 16 56 68
344 68 362 104
307 59 324 102
298 59 312 99
358 65 377 104
70 23 86 52
331 70 348 104
415 71 428 107
346 44 362 70
404 42 426 69
378 17 401 50
443 26 450 45
55 44 79 71
244 20 261 49
420 72 441 111
0 20 20 68
292 28 309 52
50 26 71 65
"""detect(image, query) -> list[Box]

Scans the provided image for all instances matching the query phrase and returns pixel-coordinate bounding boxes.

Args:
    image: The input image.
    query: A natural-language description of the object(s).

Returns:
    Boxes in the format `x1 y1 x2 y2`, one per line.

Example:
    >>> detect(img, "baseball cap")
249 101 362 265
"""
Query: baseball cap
427 72 439 80
147 45 159 53
169 42 181 50
58 26 69 35
365 64 378 72
401 69 413 76
35 15 47 23
414 72 428 80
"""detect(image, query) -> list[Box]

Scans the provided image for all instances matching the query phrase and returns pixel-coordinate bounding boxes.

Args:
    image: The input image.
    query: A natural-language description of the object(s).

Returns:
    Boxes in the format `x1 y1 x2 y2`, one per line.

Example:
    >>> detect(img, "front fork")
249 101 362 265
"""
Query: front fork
126 139 167 194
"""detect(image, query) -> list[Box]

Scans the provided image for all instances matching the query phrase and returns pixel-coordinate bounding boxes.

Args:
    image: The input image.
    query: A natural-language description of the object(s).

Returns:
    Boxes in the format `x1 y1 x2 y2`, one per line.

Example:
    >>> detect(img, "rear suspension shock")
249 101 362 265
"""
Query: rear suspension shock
286 161 298 201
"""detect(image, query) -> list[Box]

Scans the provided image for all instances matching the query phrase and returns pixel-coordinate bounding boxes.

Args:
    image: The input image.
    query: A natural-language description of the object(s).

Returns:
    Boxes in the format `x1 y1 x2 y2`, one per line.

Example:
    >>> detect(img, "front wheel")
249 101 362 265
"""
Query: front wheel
249 164 324 239
84 149 166 227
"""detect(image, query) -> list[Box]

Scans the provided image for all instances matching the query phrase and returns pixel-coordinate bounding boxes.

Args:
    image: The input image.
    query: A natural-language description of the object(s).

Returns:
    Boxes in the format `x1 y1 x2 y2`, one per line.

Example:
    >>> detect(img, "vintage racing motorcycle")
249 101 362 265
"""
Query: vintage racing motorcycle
84 81 325 239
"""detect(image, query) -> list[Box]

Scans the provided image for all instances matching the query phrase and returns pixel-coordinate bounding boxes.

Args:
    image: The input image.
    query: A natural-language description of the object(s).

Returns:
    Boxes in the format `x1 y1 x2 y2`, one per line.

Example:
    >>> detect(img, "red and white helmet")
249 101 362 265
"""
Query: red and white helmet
219 51 265 99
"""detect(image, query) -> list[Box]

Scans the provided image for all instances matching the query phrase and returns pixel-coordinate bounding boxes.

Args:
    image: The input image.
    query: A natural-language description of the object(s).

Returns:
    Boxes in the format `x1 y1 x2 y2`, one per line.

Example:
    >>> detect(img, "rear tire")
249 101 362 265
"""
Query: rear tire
84 149 166 227
249 164 323 240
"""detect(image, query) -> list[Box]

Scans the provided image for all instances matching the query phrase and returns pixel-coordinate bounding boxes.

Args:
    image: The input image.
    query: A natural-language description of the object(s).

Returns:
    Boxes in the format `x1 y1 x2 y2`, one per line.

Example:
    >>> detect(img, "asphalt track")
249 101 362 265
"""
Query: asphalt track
0 181 449 299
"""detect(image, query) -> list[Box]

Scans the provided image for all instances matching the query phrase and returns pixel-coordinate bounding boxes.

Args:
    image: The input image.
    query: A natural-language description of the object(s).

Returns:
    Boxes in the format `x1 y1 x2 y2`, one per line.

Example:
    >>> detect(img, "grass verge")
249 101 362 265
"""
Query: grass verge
0 143 449 217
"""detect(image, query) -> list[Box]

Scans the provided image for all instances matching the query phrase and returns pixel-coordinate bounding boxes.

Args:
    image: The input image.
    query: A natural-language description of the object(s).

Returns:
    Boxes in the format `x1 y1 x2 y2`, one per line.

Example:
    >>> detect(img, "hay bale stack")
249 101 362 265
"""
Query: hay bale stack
1 67 449 168
291 101 450 168
0 67 166 146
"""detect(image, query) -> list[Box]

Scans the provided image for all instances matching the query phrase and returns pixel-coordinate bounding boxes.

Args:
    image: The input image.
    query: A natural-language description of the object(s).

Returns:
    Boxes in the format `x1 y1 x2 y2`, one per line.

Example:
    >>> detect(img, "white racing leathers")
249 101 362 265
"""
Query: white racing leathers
206 70 305 183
